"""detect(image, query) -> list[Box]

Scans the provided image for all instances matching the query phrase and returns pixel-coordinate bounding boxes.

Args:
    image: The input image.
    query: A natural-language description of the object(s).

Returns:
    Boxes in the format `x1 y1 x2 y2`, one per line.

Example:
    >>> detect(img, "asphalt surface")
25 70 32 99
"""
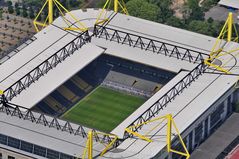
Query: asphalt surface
205 5 239 23
190 113 239 159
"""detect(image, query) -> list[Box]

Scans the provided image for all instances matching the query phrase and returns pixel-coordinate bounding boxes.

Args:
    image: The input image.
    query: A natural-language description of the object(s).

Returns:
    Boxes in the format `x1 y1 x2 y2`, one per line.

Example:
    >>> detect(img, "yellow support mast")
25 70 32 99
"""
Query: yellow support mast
33 0 87 32
48 0 53 24
82 130 93 159
125 114 190 159
95 0 128 25
204 12 238 74
227 12 233 42
82 130 118 159
166 114 172 153
114 0 118 13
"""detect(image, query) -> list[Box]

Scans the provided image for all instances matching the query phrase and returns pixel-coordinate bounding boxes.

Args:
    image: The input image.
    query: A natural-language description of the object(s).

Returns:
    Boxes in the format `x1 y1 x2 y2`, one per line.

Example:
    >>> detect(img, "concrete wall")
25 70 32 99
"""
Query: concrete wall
154 86 236 159
0 148 33 159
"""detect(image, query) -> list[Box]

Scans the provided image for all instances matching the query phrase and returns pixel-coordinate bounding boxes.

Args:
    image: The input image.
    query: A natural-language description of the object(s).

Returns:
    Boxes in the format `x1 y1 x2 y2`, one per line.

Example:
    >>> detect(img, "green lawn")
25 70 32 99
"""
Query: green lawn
62 87 145 132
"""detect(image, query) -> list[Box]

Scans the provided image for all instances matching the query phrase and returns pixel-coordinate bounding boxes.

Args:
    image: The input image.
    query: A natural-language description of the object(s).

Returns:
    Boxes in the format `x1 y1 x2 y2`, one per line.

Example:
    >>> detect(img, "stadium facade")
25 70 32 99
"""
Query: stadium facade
0 8 239 159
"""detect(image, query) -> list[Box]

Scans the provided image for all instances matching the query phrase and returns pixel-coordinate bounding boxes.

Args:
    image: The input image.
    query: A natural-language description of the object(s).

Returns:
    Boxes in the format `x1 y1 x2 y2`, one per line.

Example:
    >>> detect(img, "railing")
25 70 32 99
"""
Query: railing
126 62 207 133
3 31 91 101
94 25 210 63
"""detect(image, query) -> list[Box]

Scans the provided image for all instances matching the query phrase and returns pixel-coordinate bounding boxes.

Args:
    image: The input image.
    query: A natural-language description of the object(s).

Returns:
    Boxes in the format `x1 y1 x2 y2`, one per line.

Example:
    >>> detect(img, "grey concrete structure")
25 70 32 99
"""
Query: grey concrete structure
0 8 239 159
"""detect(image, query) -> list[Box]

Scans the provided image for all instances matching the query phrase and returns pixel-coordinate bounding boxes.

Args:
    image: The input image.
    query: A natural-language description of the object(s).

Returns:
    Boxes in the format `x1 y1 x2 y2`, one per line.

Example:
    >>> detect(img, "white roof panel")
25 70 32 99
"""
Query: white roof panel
0 25 76 90
1 8 239 159
11 43 104 109
0 112 104 157
219 0 239 9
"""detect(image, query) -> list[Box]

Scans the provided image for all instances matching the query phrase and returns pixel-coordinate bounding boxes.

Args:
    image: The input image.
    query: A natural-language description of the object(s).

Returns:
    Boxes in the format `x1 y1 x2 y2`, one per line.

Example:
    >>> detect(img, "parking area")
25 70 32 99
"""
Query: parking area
0 12 35 57
205 5 239 23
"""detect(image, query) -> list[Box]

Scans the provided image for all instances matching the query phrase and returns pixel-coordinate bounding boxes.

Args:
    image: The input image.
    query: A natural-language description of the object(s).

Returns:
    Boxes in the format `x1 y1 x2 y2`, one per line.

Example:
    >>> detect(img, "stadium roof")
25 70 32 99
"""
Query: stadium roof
0 110 103 157
218 0 239 9
1 8 239 159
0 9 214 107
10 43 103 108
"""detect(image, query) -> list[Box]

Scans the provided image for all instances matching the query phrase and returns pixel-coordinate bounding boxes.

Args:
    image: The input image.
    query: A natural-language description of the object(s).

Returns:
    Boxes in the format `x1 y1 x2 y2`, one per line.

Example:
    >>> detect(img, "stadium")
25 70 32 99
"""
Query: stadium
0 0 239 159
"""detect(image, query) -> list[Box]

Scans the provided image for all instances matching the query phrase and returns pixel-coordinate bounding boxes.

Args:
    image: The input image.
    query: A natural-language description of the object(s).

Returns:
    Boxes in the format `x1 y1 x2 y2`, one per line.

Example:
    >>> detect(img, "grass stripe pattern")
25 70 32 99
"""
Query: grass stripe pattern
62 87 145 132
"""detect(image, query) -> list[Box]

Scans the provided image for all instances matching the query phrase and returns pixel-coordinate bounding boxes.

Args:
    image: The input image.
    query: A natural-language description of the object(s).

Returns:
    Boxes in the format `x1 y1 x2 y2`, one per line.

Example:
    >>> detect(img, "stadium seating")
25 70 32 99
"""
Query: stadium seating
33 54 176 117
57 85 79 103
64 80 87 95
98 55 176 84
77 70 98 86
35 101 57 115
44 96 63 112
50 91 71 108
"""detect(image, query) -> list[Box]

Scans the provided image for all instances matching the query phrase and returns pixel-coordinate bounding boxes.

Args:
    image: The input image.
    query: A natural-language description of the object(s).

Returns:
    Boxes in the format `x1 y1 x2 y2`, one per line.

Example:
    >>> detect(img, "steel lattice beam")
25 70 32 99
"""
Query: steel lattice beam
0 97 119 144
4 31 91 101
0 101 87 137
125 63 207 135
0 99 119 146
94 25 210 63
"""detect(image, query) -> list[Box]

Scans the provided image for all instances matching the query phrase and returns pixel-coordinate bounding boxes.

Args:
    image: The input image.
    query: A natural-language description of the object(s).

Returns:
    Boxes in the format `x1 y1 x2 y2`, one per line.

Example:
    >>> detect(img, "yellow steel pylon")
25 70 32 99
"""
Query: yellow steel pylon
82 130 118 159
33 0 87 32
95 0 128 25
0 90 3 95
204 12 239 74
82 130 93 159
125 114 190 159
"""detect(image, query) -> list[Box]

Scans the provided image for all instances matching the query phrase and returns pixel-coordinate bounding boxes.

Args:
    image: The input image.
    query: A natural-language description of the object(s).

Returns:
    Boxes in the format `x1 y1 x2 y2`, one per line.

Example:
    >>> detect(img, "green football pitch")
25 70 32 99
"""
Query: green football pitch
62 86 145 132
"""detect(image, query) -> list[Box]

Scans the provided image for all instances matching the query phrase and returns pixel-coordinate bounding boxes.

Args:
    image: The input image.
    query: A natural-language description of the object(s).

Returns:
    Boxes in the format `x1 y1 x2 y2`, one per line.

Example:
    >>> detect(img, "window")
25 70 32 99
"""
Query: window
33 145 46 157
0 134 7 145
60 153 74 159
20 141 33 153
8 156 15 159
8 137 20 149
47 149 59 159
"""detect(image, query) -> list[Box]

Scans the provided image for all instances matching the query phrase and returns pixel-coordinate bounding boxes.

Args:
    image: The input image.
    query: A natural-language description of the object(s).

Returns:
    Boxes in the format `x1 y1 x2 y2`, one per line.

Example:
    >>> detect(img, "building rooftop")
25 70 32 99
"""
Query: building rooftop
219 0 239 9
0 8 239 158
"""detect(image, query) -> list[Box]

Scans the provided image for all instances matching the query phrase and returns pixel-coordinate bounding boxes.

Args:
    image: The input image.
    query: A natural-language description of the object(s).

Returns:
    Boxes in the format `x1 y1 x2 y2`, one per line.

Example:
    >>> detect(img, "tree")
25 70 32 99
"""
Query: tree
6 1 12 6
187 19 223 37
54 10 59 19
150 0 174 22
166 16 185 28
126 0 160 22
24 0 42 7
15 7 20 15
8 6 14 14
187 0 204 20
201 0 219 11
0 8 3 19
69 0 82 8
14 2 19 8
22 9 28 17
7 1 14 14
29 7 35 19
96 0 106 8
37 14 42 21
207 17 214 23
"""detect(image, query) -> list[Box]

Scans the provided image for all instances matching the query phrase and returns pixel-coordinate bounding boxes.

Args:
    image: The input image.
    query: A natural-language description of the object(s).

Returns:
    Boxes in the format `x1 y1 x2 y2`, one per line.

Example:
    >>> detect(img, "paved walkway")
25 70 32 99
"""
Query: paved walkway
191 113 239 159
